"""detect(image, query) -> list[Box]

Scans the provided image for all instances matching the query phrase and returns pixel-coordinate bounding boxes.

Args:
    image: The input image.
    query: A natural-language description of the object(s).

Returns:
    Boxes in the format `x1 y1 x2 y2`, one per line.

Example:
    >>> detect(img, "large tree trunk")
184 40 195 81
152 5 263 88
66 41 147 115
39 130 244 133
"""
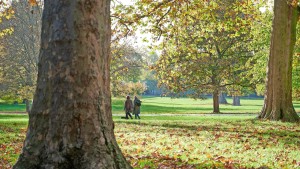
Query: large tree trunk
14 0 132 169
259 0 299 122
213 89 220 113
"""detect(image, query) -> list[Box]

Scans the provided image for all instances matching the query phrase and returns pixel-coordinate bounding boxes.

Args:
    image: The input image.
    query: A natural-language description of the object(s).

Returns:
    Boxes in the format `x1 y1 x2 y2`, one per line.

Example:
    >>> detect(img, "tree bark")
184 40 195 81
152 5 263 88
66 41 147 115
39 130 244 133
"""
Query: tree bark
259 0 299 122
13 0 132 168
213 89 220 113
219 92 228 104
232 96 240 106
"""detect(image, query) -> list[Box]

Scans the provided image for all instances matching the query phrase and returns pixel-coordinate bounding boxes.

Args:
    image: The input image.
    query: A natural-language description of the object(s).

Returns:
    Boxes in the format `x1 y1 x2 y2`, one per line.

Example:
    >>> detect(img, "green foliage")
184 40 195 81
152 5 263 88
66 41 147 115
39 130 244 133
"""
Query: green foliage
142 51 161 95
153 0 261 98
110 42 147 96
111 81 147 97
114 0 263 101
111 42 145 82
292 23 300 99
244 9 273 96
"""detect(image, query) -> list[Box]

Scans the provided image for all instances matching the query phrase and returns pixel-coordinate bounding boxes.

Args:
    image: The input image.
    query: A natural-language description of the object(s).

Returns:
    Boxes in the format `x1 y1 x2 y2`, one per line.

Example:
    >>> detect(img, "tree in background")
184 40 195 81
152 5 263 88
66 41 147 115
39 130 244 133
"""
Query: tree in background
143 51 161 95
153 0 260 113
292 22 300 99
120 81 147 96
0 0 42 112
114 0 263 113
0 4 17 94
258 0 300 122
14 0 131 168
110 41 146 96
0 2 14 36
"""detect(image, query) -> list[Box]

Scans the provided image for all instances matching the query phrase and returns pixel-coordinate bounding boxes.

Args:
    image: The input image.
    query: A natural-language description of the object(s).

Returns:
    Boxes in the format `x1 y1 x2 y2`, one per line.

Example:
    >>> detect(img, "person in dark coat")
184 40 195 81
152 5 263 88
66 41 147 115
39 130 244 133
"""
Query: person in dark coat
133 96 141 119
124 95 133 119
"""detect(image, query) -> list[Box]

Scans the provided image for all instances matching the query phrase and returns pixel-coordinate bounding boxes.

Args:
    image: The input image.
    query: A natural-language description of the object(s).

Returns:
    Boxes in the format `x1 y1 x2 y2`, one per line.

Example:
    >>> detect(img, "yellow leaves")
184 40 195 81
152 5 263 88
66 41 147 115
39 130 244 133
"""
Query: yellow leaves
0 7 14 23
206 153 212 159
288 0 299 7
244 143 251 150
4 8 14 20
0 124 26 168
0 27 13 37
5 14 11 20
28 0 37 6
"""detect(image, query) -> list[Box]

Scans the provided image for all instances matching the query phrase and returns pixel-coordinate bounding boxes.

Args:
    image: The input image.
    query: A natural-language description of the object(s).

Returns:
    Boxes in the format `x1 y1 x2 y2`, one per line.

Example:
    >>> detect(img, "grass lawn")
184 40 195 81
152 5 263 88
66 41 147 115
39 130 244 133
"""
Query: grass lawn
112 96 300 115
0 104 26 112
2 96 300 114
1 114 300 169
0 99 26 112
0 114 28 168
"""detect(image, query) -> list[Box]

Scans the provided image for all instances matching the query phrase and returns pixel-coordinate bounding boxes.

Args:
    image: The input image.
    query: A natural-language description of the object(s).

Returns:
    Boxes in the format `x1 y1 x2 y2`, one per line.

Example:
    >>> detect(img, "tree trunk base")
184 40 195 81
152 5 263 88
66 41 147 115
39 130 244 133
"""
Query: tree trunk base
259 107 299 122
14 142 132 169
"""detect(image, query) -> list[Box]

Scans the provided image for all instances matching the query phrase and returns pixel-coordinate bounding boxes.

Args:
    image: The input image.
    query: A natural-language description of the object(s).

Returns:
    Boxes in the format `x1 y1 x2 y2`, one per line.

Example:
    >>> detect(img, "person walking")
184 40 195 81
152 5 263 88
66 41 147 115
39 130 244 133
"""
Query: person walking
124 95 133 119
133 96 141 119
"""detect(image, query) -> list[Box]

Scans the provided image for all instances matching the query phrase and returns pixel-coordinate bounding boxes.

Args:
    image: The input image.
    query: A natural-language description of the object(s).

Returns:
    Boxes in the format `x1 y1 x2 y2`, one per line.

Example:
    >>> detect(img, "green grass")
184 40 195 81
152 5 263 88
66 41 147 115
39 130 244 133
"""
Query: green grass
115 116 300 169
1 114 300 169
0 103 26 112
0 114 28 168
113 96 300 114
2 96 300 114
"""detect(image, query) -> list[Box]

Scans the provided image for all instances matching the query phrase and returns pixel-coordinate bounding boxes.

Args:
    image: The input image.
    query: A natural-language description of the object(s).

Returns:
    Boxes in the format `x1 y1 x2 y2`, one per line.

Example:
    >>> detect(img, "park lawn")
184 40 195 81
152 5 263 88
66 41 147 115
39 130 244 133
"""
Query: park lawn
0 114 27 168
1 114 300 169
2 96 300 114
112 96 300 114
0 99 26 112
0 103 26 112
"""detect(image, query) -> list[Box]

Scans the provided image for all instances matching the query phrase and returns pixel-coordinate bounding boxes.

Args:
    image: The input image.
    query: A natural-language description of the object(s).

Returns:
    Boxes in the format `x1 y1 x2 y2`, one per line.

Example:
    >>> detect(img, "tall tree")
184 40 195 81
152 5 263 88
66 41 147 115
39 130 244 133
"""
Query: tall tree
258 0 300 122
14 0 132 168
150 0 259 113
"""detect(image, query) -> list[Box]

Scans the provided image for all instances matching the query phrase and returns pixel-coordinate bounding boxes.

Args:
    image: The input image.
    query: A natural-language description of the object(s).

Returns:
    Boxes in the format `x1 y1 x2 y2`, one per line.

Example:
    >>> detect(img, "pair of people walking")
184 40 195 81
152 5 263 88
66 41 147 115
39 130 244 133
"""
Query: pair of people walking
124 95 141 119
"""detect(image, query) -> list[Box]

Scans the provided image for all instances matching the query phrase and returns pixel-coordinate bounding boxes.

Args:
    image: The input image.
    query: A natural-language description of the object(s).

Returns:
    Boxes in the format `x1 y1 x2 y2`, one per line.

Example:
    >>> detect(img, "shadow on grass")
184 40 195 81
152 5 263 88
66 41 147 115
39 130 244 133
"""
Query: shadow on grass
117 119 300 147
128 154 252 169
0 114 28 119
113 104 215 114
113 104 261 114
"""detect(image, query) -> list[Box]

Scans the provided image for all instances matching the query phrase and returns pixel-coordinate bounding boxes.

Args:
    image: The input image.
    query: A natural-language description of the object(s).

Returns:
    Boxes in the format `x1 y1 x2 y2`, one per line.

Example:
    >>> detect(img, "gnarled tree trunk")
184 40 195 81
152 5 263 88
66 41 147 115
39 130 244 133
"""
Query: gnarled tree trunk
259 0 299 122
13 0 132 168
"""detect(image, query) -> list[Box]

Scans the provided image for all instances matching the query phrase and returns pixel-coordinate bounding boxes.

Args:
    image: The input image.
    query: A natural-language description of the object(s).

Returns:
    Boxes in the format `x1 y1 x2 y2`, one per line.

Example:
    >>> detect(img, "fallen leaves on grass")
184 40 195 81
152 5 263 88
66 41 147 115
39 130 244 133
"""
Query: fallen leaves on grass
1 117 300 169
115 120 300 169
0 125 26 169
